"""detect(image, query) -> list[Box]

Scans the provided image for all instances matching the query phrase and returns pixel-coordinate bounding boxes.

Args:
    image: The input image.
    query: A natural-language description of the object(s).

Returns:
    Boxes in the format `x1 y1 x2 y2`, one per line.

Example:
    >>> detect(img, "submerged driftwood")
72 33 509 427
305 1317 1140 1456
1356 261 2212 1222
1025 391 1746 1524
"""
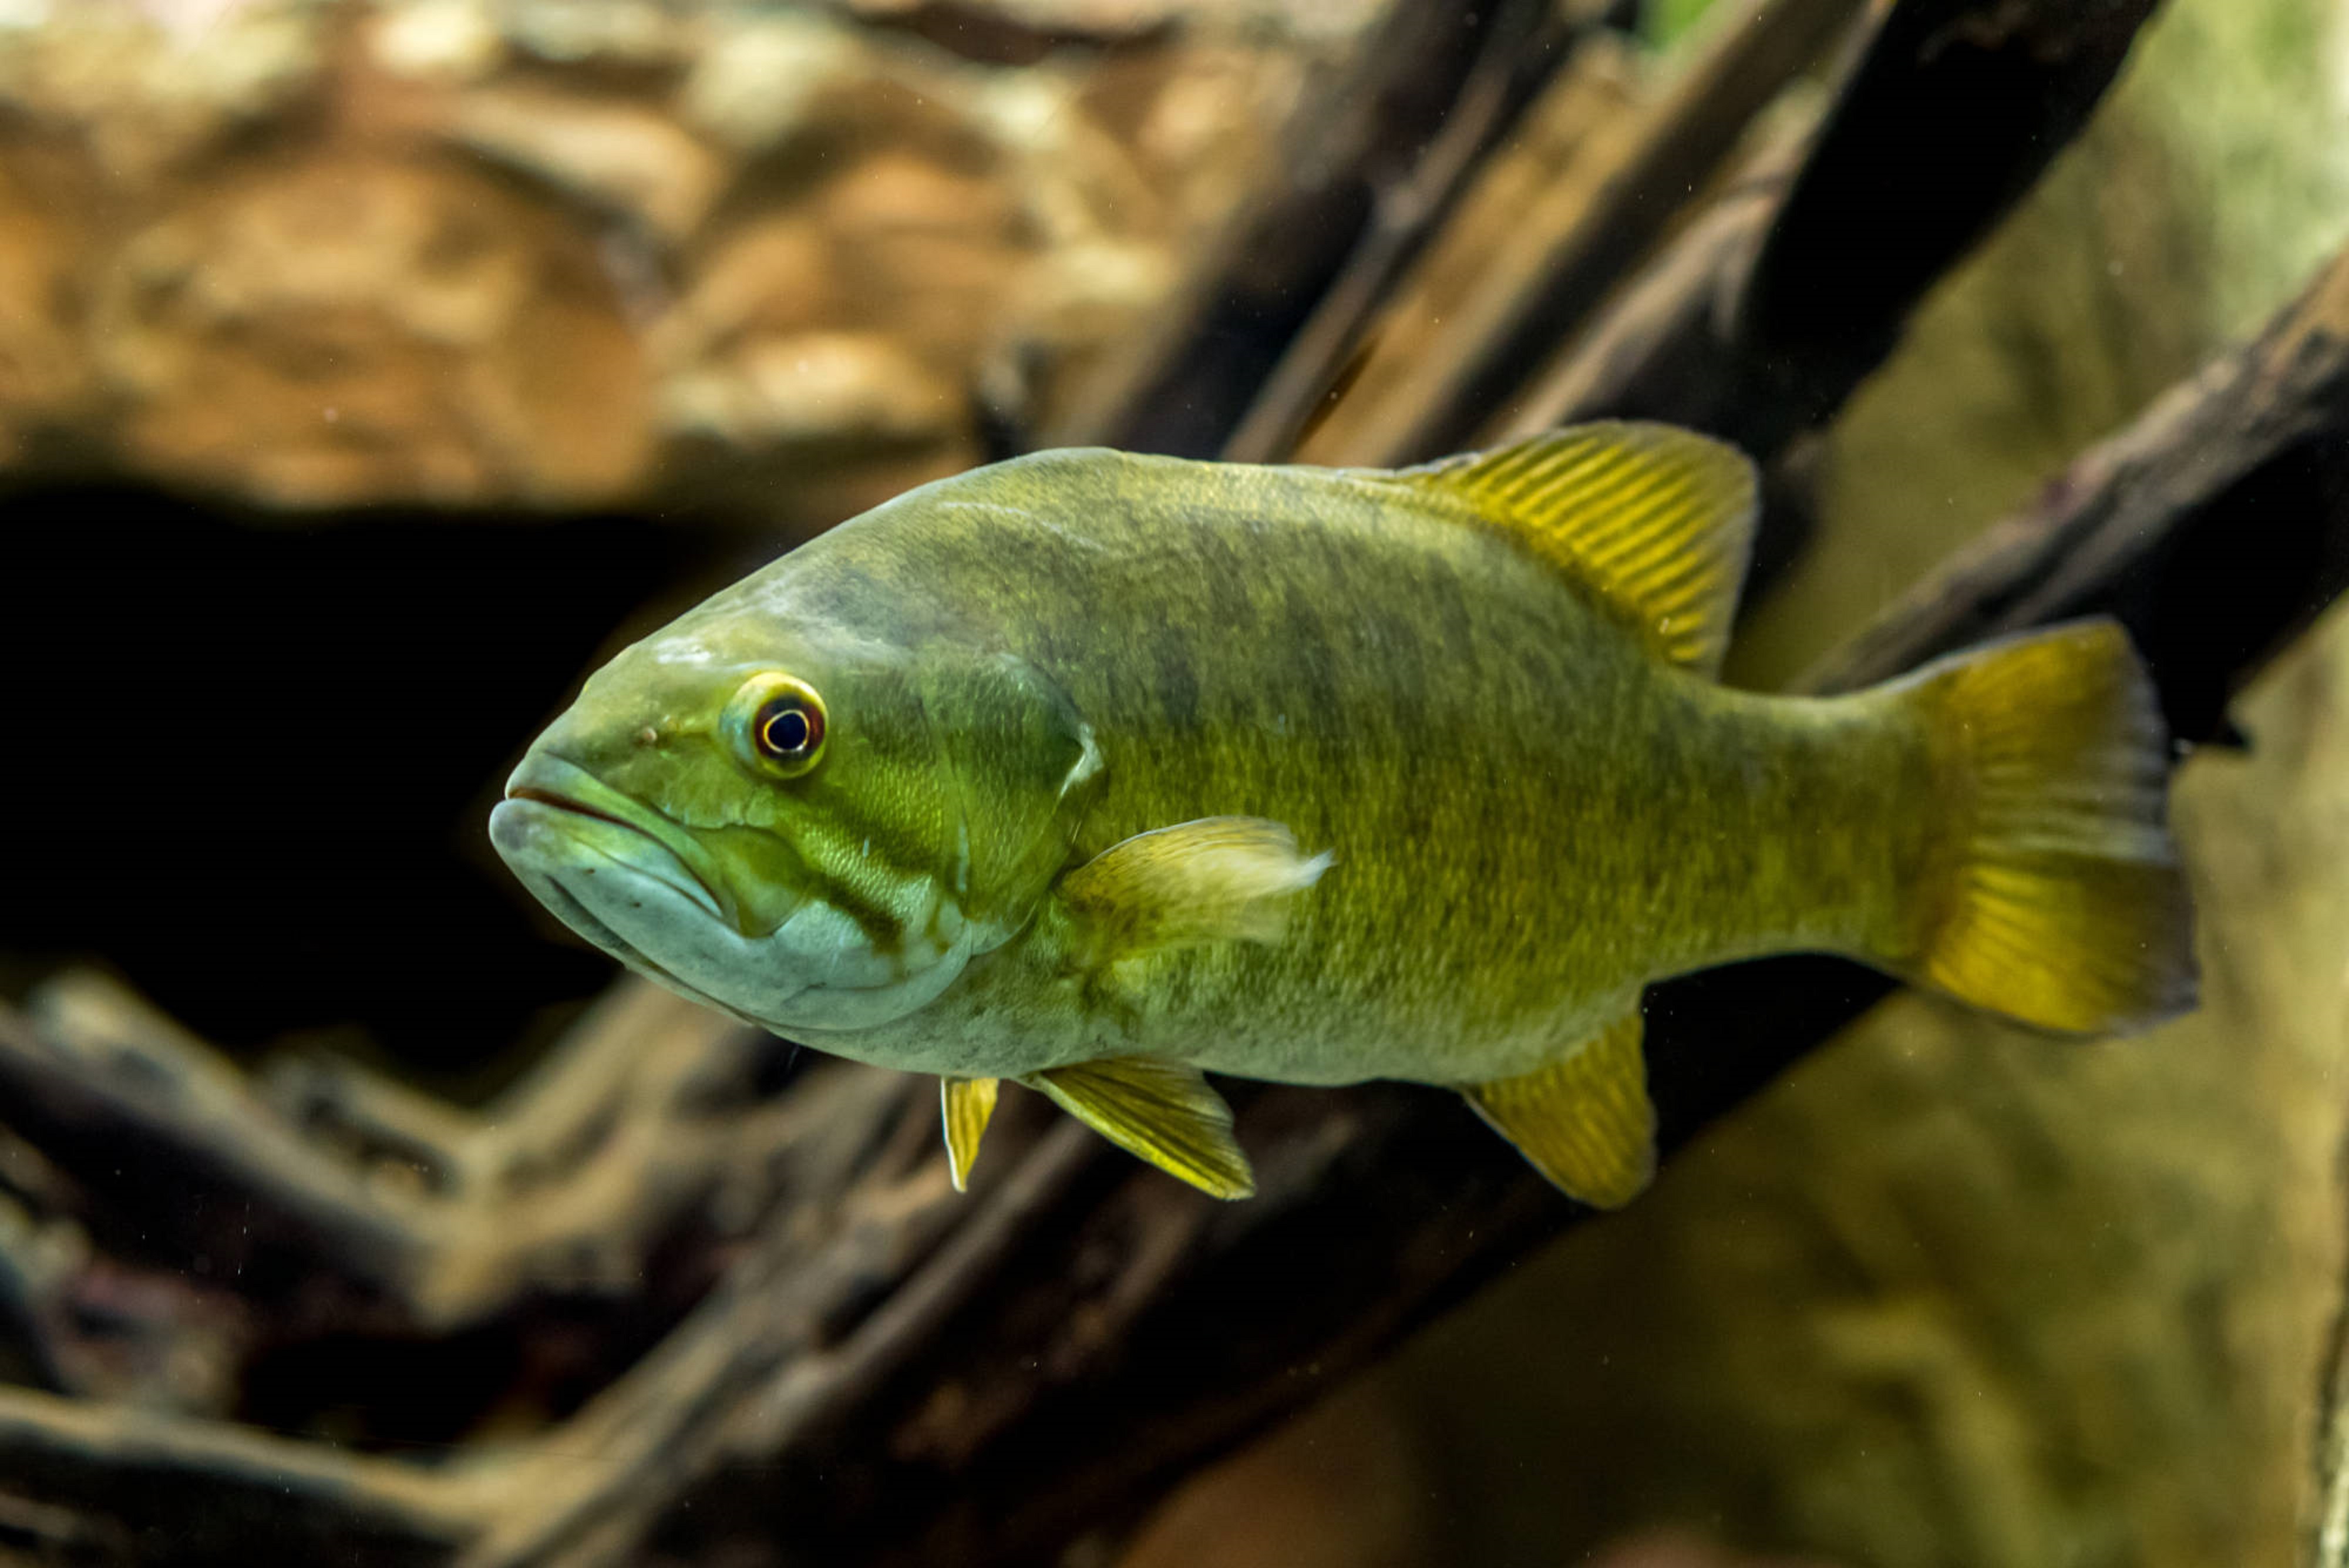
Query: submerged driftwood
2 1 2345 1564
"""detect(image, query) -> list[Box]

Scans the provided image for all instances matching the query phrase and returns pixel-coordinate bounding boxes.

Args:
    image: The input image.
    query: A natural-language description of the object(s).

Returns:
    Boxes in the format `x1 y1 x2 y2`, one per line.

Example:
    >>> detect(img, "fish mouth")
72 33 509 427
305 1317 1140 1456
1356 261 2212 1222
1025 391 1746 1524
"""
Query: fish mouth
507 785 631 832
496 753 735 926
519 867 764 1021
491 751 976 1033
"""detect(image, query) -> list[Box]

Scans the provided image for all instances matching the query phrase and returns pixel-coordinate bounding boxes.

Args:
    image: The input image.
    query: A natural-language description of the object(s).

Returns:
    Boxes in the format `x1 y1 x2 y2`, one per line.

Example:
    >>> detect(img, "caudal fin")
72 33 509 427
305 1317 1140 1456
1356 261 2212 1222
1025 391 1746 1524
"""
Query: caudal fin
1892 620 2196 1035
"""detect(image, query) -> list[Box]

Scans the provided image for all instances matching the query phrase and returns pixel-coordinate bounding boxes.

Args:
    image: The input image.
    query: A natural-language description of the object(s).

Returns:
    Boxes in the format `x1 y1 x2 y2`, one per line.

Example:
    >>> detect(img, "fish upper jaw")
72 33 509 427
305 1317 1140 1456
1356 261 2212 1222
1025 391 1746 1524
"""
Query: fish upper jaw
496 751 739 927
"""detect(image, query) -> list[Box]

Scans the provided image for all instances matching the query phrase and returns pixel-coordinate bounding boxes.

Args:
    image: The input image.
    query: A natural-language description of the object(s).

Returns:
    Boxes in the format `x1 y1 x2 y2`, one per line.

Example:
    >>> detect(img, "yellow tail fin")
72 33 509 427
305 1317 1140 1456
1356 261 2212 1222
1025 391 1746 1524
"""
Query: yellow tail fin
1892 620 2196 1035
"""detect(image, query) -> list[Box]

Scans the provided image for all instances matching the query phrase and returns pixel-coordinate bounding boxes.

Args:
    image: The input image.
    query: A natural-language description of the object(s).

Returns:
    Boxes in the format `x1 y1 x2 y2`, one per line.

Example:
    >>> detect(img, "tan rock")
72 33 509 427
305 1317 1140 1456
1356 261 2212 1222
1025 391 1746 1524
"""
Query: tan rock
0 0 1335 515
89 153 652 508
661 327 958 450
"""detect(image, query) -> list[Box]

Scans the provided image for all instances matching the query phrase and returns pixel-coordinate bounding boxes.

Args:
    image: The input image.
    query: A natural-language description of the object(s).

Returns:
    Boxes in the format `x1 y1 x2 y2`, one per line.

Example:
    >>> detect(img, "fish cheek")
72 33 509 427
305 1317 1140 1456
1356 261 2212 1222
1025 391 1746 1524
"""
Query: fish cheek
922 651 1102 933
779 780 953 958
706 820 822 936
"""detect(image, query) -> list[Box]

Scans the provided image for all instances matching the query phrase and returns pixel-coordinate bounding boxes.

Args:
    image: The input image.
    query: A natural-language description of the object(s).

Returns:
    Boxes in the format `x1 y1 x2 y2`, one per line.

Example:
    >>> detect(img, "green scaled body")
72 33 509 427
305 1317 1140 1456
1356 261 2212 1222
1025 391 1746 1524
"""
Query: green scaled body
492 425 2196 1207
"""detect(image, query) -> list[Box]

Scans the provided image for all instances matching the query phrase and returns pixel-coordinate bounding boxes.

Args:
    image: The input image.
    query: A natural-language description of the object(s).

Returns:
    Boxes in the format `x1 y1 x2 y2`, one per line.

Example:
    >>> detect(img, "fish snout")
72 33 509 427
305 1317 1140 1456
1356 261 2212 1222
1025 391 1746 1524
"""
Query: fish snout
496 752 736 927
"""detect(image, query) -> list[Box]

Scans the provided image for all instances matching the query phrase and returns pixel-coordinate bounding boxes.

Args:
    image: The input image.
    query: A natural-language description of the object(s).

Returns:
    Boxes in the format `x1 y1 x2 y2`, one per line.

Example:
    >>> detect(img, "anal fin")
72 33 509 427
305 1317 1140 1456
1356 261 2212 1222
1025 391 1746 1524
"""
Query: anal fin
1463 1005 1655 1209
1024 1058 1254 1199
940 1076 999 1192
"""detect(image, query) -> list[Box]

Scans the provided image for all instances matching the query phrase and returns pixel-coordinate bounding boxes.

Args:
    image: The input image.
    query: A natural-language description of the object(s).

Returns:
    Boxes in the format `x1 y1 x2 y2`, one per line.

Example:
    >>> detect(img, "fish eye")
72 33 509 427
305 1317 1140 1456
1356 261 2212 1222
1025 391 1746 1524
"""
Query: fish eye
758 696 820 760
728 674 827 778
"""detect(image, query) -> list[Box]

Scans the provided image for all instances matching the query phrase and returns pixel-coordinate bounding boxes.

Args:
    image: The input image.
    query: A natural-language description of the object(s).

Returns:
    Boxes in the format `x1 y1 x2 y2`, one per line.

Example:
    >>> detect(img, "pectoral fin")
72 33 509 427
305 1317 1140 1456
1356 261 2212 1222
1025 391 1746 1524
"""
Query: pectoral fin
940 1076 999 1192
1024 1058 1254 1199
1057 817 1331 968
1463 1005 1655 1209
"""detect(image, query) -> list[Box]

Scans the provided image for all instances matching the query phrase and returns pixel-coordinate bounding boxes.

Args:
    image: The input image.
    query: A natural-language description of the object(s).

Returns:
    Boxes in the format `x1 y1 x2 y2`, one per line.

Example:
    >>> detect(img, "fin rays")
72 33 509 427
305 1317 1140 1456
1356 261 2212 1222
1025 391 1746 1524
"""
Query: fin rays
1463 1006 1656 1209
1388 422 1758 674
940 1076 999 1192
1025 1058 1255 1200
1058 817 1331 968
1890 620 2196 1034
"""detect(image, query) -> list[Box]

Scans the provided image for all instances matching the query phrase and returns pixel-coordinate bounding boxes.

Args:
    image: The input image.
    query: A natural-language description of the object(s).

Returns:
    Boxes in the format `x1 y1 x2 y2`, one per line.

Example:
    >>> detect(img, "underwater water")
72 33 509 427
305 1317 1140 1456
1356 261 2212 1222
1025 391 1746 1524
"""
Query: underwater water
1 1 2347 1565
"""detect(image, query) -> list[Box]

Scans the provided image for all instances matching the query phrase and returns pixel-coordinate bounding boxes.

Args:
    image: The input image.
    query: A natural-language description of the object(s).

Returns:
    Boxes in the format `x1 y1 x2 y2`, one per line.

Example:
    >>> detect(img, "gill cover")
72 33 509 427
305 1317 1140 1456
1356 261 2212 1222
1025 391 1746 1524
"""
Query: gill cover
925 648 1104 936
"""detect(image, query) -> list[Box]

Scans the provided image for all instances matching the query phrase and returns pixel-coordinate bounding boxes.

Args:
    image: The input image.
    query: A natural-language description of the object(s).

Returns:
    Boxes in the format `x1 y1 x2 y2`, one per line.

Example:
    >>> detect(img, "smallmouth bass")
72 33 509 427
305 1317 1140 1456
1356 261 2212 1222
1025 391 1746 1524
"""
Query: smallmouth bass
490 424 2195 1205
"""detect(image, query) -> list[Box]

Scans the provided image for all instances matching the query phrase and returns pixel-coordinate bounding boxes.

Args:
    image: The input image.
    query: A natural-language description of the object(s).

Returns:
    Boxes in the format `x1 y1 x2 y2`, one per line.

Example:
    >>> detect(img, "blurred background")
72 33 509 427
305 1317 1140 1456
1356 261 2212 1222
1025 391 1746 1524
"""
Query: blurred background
2 0 2348 1564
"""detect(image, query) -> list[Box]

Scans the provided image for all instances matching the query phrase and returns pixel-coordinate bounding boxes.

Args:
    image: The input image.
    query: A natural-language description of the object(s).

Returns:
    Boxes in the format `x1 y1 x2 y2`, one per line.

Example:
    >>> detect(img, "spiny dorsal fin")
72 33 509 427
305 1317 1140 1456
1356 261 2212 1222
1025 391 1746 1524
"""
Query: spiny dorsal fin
1462 1004 1655 1209
1391 422 1758 674
940 1076 999 1192
1024 1058 1254 1199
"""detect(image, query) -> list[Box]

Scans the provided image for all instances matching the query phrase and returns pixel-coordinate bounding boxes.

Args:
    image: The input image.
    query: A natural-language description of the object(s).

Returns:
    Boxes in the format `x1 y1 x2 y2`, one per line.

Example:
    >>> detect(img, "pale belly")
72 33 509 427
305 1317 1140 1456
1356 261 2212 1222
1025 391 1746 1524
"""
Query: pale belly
794 894 1645 1088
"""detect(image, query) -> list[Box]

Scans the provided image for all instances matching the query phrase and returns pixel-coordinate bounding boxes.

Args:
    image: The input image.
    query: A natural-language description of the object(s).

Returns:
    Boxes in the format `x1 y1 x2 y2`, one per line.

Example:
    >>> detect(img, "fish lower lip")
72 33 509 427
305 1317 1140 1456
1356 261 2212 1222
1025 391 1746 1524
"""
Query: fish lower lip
499 777 731 924
530 874 759 1012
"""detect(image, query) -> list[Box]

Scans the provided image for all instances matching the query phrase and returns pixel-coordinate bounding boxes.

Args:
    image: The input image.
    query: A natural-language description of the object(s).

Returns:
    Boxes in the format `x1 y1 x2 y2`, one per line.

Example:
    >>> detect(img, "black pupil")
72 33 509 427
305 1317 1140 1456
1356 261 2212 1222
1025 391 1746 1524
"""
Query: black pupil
761 703 812 756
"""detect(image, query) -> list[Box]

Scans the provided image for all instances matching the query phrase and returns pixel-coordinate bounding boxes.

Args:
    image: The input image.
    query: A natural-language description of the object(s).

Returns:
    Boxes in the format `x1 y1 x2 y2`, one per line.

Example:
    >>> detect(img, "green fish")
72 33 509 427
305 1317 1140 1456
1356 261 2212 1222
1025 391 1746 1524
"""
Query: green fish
490 423 2195 1206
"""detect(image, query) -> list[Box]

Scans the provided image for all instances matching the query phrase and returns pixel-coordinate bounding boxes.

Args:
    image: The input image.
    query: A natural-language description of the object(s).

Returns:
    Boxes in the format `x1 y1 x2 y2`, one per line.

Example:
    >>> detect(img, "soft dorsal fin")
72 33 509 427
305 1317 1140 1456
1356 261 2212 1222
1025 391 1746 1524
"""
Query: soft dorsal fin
1389 421 1758 674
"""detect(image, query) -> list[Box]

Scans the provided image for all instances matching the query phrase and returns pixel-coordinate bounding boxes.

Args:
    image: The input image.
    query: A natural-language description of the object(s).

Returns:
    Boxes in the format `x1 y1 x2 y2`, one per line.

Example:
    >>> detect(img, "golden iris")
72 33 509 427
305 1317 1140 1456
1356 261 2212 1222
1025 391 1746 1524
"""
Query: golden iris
728 673 827 777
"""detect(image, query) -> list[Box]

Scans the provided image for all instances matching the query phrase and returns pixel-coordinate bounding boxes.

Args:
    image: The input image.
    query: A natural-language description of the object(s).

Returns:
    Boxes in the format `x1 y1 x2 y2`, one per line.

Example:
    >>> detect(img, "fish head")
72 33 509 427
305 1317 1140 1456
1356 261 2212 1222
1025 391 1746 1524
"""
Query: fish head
490 597 1101 1035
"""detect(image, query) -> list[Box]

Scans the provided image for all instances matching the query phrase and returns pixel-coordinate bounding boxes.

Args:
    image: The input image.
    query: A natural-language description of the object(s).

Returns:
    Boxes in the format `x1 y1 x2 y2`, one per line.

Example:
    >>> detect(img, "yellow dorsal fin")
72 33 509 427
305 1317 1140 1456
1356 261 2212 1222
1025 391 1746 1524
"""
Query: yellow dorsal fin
940 1076 999 1192
1462 1005 1655 1209
1391 422 1758 674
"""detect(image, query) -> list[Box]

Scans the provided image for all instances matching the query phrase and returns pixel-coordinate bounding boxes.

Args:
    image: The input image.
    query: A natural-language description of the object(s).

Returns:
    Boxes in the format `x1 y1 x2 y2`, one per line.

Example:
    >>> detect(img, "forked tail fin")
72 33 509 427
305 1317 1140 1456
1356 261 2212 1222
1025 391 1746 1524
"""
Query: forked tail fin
1890 620 2196 1035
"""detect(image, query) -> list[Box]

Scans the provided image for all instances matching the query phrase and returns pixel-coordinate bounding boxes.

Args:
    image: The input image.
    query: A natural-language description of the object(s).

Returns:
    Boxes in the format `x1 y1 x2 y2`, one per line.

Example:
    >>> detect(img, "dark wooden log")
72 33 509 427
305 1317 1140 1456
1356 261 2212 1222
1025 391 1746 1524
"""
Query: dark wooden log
0 1388 476 1568
1217 0 1631 463
1051 0 1582 457
1294 0 1866 468
1502 0 2166 465
0 973 906 1339
1799 252 2349 742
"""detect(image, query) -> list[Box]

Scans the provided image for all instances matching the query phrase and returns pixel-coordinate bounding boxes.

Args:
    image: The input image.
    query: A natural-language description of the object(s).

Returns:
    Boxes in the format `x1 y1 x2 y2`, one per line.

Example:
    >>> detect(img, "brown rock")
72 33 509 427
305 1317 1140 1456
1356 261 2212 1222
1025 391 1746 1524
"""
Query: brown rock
90 153 654 508
0 0 1334 517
